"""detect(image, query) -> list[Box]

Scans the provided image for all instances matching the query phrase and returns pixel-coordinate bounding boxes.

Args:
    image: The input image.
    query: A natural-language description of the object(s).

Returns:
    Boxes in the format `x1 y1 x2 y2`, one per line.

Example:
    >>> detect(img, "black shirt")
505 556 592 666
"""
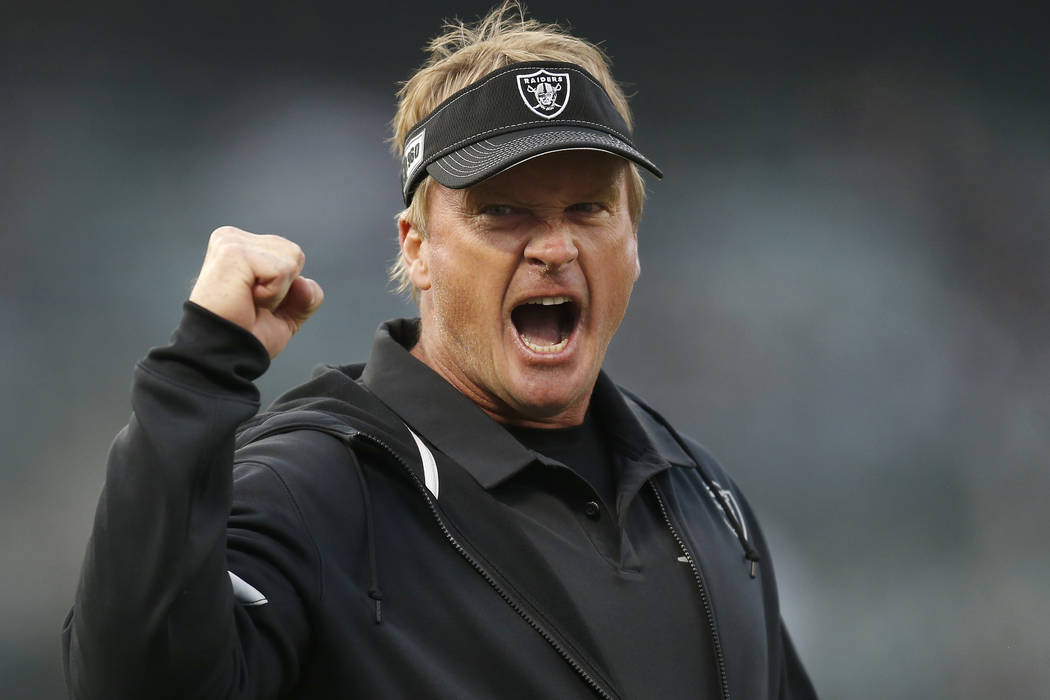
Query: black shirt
501 404 716 698
506 409 616 509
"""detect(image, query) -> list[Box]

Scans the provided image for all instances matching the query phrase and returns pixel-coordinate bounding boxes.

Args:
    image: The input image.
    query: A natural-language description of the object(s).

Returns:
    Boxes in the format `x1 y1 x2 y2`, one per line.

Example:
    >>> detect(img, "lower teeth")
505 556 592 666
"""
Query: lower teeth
521 335 568 353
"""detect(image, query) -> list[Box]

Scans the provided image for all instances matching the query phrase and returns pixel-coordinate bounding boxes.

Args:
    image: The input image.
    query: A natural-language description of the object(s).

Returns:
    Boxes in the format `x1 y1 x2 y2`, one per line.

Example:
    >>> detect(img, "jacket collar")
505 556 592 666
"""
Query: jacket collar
360 318 696 489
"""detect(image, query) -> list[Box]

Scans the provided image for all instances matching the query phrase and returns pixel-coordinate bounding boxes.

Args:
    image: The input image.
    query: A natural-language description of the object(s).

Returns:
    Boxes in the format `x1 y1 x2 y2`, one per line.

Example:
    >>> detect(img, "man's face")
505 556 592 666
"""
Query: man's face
403 150 640 428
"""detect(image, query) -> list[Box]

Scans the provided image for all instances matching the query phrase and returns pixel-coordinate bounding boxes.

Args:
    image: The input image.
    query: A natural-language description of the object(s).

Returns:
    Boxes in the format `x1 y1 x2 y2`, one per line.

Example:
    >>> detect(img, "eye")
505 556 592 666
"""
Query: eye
567 202 605 214
479 204 516 216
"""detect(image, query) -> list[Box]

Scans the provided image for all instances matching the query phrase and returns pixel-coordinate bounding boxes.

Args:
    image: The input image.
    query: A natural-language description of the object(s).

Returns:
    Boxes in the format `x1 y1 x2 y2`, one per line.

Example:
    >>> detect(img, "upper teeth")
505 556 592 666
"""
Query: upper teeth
525 296 570 306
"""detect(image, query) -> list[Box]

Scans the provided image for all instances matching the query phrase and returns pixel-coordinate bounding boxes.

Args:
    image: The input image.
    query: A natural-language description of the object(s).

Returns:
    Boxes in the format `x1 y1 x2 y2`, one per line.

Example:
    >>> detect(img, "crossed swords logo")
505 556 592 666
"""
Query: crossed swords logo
516 69 571 119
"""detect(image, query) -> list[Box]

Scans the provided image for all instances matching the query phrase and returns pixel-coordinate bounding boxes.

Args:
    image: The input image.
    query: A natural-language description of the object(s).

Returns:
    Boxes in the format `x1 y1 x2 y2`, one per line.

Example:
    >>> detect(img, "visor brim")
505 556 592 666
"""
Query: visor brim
425 126 663 190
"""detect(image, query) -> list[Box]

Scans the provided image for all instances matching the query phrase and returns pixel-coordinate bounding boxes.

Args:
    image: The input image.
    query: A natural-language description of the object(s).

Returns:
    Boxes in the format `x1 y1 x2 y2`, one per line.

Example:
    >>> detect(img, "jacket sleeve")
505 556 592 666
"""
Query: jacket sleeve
776 621 818 700
684 436 819 700
728 476 818 700
62 302 316 700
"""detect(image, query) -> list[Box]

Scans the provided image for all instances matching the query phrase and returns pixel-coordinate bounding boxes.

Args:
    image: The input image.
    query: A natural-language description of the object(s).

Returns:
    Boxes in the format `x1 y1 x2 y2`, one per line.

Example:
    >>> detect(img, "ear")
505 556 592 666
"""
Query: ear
398 217 431 291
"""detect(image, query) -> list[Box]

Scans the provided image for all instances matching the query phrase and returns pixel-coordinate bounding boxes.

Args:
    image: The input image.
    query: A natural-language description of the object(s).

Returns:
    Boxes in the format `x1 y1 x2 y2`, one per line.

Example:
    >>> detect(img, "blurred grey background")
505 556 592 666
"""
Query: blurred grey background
3 1 1048 698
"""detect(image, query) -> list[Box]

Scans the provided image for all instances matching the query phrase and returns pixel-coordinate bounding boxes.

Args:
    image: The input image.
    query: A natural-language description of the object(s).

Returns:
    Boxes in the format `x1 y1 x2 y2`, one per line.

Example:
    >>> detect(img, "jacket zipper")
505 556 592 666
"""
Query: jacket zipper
353 432 616 700
650 482 731 700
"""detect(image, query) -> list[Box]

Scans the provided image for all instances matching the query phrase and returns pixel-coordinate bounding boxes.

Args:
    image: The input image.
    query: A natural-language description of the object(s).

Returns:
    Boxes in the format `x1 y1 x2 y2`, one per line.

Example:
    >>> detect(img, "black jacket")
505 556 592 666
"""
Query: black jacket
63 305 816 699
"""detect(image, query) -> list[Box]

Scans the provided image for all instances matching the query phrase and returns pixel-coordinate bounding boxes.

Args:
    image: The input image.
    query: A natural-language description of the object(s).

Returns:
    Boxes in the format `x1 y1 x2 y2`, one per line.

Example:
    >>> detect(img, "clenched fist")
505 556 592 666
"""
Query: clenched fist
189 226 324 359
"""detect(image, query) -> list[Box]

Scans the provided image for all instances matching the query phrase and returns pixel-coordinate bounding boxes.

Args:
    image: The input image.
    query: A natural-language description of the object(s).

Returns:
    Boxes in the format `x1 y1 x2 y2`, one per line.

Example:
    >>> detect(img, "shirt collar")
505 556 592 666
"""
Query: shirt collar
360 318 696 489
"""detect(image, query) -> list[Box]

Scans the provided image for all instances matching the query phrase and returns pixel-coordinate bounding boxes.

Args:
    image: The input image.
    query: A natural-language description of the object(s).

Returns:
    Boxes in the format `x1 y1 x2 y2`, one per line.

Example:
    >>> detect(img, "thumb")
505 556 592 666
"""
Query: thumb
298 277 325 317
277 276 325 329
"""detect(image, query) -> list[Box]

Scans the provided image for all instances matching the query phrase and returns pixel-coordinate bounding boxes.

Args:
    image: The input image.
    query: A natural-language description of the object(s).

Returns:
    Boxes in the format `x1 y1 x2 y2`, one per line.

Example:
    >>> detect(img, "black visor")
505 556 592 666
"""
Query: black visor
400 61 663 205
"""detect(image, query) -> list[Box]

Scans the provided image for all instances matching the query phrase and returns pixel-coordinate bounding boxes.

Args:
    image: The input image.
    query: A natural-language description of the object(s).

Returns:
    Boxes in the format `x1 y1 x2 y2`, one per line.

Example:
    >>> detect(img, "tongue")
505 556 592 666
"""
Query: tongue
513 304 563 345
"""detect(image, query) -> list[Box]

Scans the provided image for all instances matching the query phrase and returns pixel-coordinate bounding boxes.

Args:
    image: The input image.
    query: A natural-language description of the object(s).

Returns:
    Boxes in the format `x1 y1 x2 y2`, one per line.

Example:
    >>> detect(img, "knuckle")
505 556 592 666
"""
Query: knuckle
276 240 305 273
208 226 248 257
275 236 303 260
209 225 238 243
278 259 297 278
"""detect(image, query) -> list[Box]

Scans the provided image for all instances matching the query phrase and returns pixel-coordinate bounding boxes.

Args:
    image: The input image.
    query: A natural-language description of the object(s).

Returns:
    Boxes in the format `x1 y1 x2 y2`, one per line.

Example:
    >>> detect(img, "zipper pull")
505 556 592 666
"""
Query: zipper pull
369 587 384 624
745 548 760 578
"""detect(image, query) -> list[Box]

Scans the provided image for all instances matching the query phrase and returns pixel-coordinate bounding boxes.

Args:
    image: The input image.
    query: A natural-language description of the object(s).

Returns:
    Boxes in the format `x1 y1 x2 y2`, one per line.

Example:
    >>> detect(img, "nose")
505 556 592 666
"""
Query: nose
524 224 578 272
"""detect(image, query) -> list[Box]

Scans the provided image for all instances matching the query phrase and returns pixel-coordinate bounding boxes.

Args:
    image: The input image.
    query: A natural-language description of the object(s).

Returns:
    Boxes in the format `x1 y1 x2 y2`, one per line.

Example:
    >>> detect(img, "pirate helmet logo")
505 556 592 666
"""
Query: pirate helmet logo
516 68 571 119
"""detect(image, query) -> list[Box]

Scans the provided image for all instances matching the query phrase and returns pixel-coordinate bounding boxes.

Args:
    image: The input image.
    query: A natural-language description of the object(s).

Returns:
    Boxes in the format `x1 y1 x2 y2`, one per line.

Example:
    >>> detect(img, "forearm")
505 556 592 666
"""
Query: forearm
63 302 269 698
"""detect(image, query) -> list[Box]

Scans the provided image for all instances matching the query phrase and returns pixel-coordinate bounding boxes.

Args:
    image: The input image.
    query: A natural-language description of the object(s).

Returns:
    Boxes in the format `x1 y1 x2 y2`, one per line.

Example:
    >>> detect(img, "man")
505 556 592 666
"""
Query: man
63 3 816 699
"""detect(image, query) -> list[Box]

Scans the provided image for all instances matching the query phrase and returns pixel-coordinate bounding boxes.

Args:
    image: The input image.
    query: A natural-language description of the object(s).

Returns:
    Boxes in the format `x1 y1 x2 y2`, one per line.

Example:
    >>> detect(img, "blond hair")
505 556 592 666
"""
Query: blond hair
389 1 646 296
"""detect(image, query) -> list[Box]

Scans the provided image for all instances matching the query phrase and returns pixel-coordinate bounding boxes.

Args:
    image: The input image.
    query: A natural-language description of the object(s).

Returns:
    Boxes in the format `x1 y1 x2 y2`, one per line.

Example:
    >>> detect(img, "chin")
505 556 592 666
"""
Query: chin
506 375 590 421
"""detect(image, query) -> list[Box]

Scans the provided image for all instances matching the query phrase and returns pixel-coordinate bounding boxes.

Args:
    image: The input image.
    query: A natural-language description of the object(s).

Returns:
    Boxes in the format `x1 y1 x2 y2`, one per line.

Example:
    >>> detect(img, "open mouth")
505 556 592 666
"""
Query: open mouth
510 296 579 354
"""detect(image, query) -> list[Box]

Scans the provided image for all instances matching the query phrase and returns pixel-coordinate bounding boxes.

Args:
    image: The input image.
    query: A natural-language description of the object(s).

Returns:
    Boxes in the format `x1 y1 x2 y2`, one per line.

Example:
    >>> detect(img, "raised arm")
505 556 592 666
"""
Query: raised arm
62 228 323 699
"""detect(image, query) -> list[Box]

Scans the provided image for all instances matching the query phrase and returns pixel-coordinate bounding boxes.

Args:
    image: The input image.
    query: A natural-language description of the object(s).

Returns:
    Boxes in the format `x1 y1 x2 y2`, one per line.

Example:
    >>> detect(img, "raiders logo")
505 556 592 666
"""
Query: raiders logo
515 69 571 119
703 479 749 543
